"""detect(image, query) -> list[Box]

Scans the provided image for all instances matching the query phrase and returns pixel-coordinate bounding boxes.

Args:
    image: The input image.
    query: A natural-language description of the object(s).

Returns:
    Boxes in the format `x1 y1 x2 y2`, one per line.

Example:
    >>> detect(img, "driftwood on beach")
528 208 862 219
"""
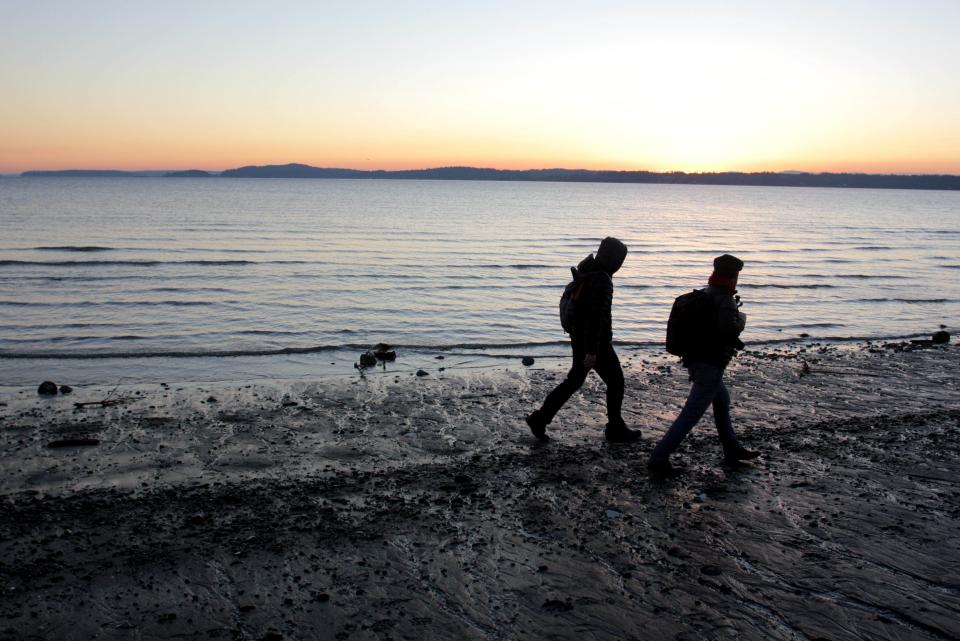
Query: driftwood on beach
73 397 135 408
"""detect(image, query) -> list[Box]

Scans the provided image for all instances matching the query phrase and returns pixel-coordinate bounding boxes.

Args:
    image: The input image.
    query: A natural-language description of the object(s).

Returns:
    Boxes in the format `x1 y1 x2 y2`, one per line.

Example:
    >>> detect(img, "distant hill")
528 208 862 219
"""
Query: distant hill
163 169 214 177
220 164 960 190
220 163 369 178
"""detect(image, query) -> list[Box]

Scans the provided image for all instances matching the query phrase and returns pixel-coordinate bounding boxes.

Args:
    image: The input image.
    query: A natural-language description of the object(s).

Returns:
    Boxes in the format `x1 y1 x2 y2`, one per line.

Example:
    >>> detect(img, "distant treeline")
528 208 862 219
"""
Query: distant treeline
20 164 960 190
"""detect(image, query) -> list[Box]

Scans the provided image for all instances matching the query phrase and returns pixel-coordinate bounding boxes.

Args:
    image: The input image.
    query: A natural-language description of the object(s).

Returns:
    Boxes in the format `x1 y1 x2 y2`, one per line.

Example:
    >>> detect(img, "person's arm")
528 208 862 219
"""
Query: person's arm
714 294 745 349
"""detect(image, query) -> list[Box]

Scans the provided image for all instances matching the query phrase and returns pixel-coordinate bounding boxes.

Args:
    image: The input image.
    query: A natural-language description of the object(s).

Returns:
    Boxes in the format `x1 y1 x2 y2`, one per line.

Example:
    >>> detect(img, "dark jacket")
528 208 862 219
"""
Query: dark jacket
684 284 746 368
571 254 614 353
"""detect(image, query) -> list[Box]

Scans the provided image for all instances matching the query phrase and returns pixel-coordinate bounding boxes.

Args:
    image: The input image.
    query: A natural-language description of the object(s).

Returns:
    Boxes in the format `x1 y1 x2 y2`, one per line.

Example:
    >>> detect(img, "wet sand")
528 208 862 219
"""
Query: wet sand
1 340 959 641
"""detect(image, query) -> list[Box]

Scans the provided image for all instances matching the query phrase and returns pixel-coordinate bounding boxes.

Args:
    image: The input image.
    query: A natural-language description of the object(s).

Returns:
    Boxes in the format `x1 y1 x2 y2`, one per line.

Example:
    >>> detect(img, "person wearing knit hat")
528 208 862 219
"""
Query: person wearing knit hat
648 253 758 477
525 236 640 443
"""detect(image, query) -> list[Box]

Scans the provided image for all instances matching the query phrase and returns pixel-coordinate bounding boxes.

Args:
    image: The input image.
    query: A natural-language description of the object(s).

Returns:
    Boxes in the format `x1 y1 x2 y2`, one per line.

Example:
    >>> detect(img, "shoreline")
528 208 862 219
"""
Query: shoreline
0 331 941 388
1 340 958 640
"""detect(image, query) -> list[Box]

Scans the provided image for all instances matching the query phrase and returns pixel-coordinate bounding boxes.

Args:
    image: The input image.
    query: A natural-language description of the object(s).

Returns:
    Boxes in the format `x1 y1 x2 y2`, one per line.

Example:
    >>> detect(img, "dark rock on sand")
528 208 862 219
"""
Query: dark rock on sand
358 351 377 368
58 385 73 394
416 369 429 377
932 330 950 344
205 396 218 404
522 356 535 366
46 438 100 448
37 381 58 396
372 343 396 360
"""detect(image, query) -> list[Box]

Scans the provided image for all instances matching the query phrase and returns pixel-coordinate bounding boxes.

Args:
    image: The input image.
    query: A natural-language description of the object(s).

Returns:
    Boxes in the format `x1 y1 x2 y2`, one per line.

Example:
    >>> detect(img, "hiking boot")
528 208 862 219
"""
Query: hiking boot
604 423 640 443
525 411 549 443
647 460 683 479
723 447 760 466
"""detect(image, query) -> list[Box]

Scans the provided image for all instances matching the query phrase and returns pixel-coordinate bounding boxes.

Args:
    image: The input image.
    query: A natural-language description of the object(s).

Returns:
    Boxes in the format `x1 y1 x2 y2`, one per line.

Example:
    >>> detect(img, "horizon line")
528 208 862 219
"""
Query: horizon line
11 163 960 178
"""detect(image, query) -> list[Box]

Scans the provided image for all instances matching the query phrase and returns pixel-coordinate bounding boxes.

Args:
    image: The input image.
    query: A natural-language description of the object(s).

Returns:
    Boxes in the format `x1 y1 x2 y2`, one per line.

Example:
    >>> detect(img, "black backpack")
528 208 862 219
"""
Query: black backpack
559 268 589 334
666 288 715 356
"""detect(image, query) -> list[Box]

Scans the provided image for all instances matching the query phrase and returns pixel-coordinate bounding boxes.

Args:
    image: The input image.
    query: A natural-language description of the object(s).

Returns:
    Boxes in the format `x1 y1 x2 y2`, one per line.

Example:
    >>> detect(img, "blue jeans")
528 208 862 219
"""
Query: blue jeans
649 361 740 464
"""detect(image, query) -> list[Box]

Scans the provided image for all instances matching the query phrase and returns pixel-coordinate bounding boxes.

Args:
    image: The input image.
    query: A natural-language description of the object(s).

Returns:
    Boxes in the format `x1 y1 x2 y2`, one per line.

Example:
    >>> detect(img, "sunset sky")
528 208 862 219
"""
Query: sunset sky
1 1 958 174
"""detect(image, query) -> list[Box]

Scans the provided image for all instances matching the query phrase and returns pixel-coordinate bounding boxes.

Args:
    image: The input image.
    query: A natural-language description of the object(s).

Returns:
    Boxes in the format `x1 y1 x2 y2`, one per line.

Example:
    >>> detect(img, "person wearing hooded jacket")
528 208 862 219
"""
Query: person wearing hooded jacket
526 236 640 443
647 254 759 477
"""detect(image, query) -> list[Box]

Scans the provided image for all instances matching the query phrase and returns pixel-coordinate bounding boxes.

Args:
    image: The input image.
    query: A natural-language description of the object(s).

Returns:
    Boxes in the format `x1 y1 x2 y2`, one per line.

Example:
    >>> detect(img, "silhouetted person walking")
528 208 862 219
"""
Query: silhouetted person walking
648 254 758 477
526 237 640 443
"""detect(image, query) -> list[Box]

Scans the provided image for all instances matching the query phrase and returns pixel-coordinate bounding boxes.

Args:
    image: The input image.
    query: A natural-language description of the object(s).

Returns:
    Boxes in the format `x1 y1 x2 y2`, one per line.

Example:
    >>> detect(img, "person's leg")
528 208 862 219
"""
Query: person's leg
711 379 740 455
535 341 589 423
592 343 624 426
649 362 723 464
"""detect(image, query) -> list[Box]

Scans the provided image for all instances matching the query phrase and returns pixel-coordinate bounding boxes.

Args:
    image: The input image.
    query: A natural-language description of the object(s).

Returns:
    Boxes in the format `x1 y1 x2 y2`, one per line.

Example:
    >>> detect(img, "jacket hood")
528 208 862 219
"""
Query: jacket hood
595 236 628 274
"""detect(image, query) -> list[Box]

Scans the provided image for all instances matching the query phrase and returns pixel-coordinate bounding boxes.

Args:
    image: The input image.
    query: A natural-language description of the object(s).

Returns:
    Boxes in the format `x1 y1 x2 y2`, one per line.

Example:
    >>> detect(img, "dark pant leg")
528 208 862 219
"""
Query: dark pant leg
538 341 589 422
711 380 740 454
591 343 624 425
649 362 724 464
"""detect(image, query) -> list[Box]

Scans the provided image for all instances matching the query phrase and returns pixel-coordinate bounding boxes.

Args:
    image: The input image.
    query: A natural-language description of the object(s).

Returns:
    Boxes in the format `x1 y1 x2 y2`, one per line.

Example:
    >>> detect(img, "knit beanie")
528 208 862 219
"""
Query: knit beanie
713 254 744 277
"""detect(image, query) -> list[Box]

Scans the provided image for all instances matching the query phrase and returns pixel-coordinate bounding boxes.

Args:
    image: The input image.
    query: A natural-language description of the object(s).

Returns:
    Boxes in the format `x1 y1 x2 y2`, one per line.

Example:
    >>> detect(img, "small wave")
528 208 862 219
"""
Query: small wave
33 245 116 252
143 286 236 293
743 283 836 289
0 259 308 267
0 340 579 360
825 274 910 280
943 265 960 270
855 298 949 304
780 322 844 329
0 300 220 307
481 263 554 269
0 334 150 343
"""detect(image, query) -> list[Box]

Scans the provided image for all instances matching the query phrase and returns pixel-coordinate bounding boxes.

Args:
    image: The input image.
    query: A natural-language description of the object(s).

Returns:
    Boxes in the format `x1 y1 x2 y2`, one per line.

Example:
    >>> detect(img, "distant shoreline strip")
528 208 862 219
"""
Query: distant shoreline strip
17 165 960 191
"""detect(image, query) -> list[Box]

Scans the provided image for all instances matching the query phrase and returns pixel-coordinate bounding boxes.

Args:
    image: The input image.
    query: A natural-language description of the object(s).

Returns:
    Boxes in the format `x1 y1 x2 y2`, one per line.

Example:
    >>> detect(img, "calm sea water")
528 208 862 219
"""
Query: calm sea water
1 177 957 385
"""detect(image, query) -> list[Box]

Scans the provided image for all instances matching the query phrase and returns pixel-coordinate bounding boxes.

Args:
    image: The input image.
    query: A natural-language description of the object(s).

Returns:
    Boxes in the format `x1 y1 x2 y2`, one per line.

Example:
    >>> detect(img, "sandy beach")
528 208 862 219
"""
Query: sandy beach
1 339 958 641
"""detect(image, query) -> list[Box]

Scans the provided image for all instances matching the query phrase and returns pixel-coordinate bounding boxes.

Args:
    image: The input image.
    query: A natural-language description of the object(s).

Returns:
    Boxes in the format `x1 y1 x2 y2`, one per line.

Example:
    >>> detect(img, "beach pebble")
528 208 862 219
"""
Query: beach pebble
932 330 950 344
58 385 73 394
205 396 218 403
521 356 535 366
37 381 58 396
416 369 429 377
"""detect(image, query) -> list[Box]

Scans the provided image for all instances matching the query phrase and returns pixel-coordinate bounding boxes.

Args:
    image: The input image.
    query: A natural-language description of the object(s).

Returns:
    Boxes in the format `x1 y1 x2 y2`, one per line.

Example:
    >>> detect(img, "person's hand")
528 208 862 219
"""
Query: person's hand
583 353 597 369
